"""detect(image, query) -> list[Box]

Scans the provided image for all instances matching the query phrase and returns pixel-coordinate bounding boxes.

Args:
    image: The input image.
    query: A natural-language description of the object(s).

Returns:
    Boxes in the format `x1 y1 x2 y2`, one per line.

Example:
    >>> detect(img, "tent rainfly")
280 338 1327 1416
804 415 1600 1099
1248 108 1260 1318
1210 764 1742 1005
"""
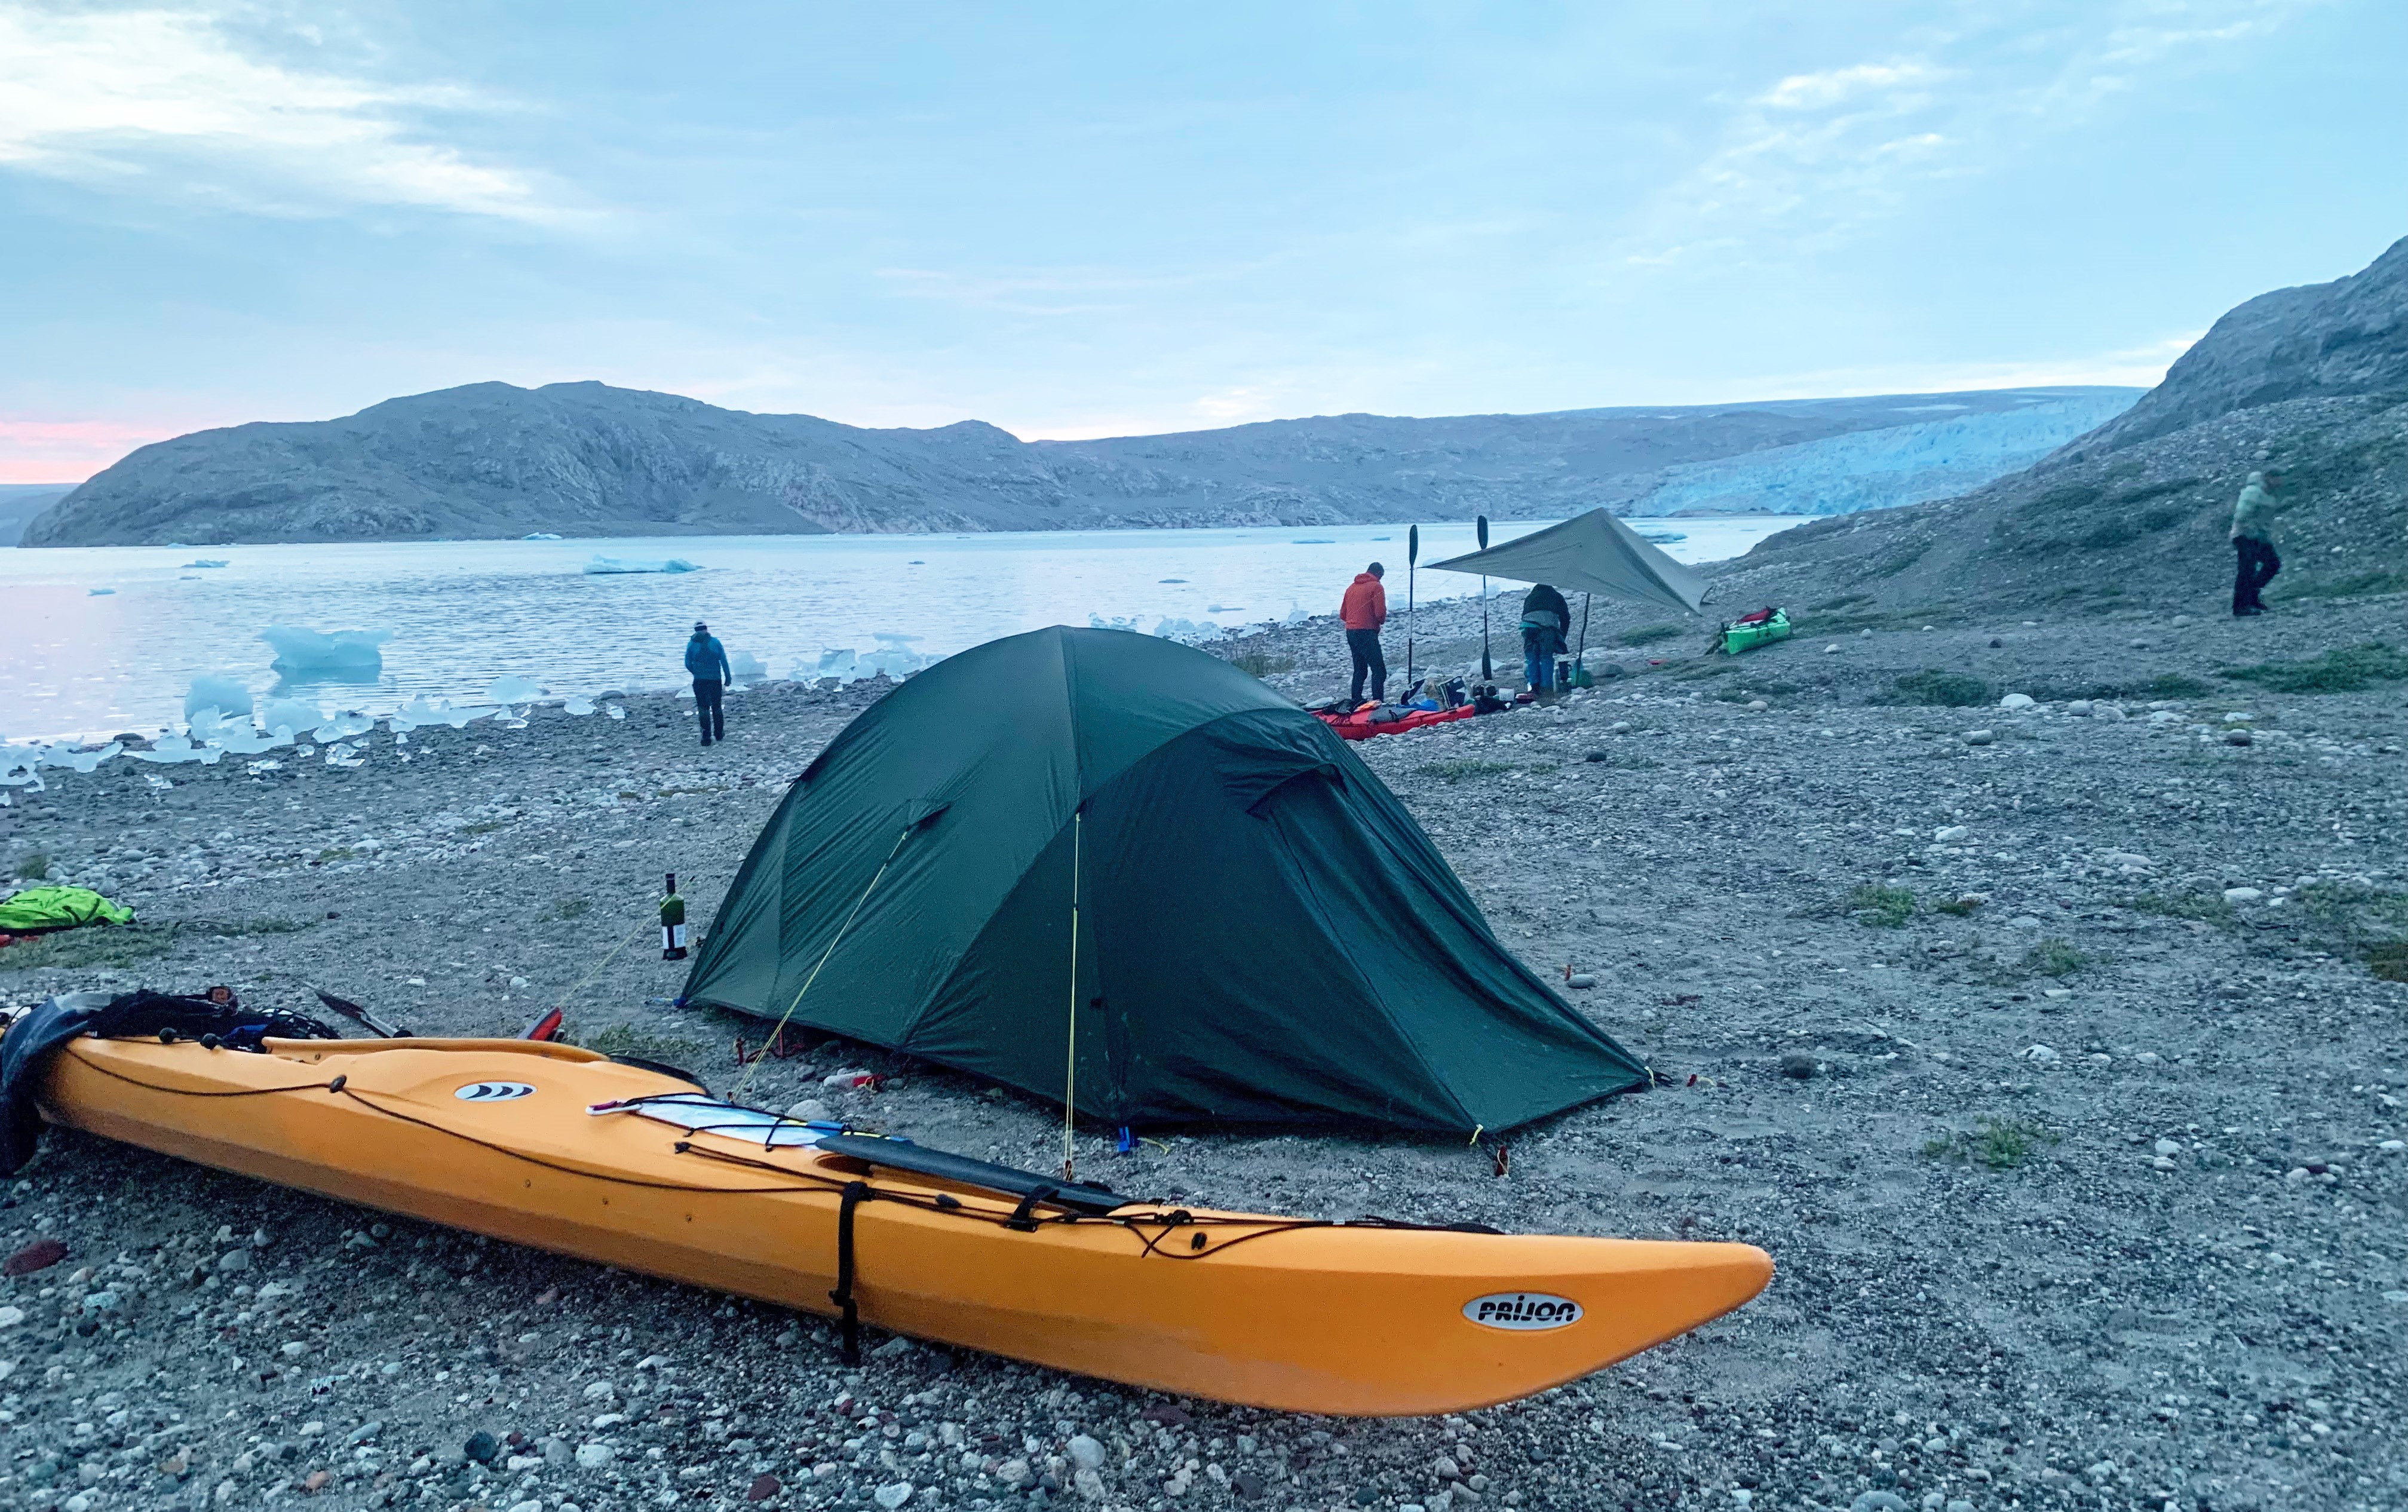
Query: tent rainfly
681 626 1648 1134
1425 508 1706 617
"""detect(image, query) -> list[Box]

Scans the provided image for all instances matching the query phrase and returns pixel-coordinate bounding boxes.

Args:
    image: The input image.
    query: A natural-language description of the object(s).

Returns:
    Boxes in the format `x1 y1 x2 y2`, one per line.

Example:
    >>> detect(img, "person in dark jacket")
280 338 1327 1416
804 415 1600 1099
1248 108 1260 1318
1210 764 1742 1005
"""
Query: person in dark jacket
1340 563 1388 704
685 621 733 745
1519 582 1571 694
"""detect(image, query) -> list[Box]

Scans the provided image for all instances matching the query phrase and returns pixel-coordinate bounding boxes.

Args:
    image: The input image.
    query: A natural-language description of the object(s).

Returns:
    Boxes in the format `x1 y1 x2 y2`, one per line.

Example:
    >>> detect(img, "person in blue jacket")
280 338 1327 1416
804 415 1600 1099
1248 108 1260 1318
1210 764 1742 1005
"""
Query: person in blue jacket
685 621 733 746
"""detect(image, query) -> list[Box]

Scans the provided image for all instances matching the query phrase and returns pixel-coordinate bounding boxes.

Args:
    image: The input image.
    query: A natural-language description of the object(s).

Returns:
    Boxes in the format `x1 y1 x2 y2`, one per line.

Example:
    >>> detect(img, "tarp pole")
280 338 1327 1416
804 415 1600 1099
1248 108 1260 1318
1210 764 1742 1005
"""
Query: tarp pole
1576 591 1591 674
1476 514 1492 683
1061 808 1082 1182
1406 524 1419 690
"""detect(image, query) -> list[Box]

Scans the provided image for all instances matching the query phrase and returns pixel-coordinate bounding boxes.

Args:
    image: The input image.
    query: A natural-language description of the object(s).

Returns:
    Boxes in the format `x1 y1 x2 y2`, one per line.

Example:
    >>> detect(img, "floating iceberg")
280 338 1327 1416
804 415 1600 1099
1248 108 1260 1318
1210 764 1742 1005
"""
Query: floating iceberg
88 588 115 596
261 626 390 677
1291 539 1335 545
185 674 253 720
522 532 563 541
182 559 229 568
583 555 700 575
484 674 544 706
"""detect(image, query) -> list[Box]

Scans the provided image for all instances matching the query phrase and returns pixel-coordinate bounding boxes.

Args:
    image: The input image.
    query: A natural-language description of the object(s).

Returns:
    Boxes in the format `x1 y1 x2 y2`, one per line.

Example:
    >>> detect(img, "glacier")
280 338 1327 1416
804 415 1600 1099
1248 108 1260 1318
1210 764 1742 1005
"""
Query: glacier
1631 390 2137 517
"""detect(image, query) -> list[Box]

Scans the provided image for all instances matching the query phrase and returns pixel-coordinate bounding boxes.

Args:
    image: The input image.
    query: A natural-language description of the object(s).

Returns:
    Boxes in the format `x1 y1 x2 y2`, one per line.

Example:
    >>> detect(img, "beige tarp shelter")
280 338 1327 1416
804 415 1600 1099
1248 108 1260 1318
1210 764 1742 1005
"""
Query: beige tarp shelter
1425 508 1705 617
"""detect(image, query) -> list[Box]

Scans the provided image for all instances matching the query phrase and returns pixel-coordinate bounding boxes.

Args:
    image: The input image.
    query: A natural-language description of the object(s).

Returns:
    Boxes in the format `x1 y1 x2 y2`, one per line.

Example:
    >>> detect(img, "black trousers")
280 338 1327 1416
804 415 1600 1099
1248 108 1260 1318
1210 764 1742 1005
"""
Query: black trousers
2232 538 2280 614
694 679 725 743
1346 628 1386 703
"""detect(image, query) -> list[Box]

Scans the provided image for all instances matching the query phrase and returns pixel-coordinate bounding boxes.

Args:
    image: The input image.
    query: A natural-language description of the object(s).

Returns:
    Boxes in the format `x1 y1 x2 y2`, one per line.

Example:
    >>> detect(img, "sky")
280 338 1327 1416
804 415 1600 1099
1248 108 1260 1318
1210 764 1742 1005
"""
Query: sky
2 1 2404 483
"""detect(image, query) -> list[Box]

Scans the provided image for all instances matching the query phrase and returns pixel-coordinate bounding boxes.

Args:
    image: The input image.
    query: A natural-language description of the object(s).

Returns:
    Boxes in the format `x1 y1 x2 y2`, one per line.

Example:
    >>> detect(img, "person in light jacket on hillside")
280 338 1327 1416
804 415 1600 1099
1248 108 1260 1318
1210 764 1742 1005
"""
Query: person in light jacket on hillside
1340 563 1388 704
2230 470 2292 616
685 621 733 745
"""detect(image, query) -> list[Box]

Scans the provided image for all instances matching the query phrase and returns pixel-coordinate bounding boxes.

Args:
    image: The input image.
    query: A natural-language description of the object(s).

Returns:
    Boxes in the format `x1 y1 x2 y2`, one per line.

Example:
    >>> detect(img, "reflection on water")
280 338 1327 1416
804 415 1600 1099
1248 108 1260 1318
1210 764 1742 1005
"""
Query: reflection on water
0 517 1792 741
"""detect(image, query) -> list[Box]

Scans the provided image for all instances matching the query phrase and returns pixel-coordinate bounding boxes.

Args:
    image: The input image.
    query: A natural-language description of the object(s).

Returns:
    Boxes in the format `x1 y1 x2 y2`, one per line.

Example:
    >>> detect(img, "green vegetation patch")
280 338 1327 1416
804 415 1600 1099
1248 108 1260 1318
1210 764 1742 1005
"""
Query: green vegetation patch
2221 642 2408 695
10 854 51 881
1924 1116 2059 1171
1616 624 1688 648
1419 759 1518 784
1846 884 1917 928
552 897 592 921
2275 569 2408 603
1881 669 1991 708
0 916 308 972
2123 889 2237 928
577 1023 708 1068
1811 593 1873 612
2290 881 2408 982
2019 939 2091 978
1229 649 1295 678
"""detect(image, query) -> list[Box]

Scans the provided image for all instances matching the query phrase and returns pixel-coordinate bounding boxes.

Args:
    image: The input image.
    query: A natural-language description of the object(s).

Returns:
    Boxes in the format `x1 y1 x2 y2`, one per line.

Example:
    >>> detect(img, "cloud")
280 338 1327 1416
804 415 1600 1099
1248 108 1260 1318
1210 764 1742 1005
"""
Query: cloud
0 4 559 220
1619 1 2317 269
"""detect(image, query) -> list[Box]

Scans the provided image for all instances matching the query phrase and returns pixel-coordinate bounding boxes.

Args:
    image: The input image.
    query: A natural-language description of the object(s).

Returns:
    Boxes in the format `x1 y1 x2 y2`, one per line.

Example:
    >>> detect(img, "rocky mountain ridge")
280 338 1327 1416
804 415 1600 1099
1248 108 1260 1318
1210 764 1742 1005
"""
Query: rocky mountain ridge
1701 235 2408 624
20 383 2132 547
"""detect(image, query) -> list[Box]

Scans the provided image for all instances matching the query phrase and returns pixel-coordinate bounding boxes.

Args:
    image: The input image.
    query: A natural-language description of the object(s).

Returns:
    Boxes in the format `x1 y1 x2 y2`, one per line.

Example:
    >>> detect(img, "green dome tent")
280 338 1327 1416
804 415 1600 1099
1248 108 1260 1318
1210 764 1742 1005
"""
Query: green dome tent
681 627 1646 1133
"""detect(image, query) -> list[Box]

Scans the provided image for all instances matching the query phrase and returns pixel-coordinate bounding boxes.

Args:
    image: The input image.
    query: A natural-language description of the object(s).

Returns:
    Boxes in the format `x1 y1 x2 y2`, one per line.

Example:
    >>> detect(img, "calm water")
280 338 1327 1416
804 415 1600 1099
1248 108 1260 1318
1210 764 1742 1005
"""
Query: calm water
0 517 1789 742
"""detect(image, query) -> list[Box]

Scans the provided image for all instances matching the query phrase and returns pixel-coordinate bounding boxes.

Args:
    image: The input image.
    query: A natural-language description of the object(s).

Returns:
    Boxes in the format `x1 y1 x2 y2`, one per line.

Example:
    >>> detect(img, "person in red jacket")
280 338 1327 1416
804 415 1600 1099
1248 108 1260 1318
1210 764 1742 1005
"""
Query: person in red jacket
1340 562 1388 704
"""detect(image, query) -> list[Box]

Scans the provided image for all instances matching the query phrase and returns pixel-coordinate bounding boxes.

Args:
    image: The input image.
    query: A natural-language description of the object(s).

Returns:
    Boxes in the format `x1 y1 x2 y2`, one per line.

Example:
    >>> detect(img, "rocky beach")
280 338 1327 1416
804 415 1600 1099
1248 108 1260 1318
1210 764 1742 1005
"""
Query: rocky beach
0 570 2401 1512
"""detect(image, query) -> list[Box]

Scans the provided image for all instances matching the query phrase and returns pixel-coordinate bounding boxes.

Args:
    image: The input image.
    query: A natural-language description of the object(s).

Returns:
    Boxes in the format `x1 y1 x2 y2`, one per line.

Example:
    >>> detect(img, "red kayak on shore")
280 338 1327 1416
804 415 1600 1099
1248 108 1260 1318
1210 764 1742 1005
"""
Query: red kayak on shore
1312 704 1480 741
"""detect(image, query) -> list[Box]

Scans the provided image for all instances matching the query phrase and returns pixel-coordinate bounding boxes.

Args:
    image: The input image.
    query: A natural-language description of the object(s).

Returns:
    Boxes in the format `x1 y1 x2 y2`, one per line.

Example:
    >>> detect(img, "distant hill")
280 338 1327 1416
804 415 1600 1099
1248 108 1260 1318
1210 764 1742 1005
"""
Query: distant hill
1707 235 2408 621
19 382 2134 547
0 484 75 547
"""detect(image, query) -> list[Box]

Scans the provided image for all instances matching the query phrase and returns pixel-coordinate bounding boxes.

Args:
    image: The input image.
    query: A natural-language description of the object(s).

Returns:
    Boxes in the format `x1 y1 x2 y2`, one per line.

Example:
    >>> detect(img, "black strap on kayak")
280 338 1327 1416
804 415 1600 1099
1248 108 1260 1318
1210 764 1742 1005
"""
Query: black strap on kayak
829 1180 872 1366
1006 1184 1060 1233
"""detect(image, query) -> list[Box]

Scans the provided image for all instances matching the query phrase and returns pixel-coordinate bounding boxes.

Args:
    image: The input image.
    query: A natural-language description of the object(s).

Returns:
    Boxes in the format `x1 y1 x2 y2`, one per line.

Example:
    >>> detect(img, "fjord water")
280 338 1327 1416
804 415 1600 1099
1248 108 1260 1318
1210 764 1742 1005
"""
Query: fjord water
0 517 1787 741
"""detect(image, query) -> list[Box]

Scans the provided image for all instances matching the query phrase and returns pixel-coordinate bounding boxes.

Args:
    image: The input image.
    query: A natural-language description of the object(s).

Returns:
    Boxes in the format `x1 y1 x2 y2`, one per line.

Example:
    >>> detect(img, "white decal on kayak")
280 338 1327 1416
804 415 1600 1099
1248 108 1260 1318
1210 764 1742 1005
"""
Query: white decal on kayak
1464 1293 1582 1330
455 1081 537 1102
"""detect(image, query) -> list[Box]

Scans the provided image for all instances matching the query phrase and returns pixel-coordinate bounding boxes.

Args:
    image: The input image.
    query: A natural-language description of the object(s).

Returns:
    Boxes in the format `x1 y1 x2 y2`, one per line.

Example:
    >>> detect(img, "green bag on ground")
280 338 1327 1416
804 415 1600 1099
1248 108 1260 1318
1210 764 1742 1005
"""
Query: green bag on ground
1715 606 1793 655
0 886 136 934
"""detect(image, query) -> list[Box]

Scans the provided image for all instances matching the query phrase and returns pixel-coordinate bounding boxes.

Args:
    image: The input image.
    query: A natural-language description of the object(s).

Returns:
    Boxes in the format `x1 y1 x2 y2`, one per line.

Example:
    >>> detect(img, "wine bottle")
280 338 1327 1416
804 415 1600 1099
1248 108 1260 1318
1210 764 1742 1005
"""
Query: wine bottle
660 872 688 961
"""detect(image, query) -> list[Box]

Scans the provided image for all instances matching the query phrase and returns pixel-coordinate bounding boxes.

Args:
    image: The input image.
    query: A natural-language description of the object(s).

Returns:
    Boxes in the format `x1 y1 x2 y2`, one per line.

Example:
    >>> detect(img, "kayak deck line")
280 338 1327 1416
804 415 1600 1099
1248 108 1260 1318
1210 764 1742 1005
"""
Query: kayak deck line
27 1030 1775 1415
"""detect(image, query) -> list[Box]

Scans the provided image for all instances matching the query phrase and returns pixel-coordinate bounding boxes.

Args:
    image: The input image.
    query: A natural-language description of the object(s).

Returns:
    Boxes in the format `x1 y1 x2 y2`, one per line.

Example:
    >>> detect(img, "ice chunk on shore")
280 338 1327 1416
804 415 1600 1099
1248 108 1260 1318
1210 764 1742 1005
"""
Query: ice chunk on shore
389 696 487 732
130 735 224 766
1152 617 1222 643
260 626 391 677
323 742 365 768
484 674 544 706
1088 614 1142 633
605 703 626 720
260 698 323 739
563 695 596 716
314 711 375 741
186 674 253 720
815 649 859 680
583 555 700 575
1281 603 1310 625
729 649 768 682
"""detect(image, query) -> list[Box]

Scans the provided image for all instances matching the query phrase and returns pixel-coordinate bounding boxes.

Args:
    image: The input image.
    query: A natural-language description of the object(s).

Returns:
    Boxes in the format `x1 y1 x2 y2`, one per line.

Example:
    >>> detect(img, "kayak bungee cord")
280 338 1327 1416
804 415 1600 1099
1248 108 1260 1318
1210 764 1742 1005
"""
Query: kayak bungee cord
729 824 914 1108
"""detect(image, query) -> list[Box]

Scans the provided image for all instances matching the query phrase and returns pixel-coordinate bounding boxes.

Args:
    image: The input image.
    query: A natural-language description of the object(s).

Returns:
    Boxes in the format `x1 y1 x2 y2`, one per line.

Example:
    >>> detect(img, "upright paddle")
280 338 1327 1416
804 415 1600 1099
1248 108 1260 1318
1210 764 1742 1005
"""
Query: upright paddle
1476 515 1492 683
1405 525 1419 689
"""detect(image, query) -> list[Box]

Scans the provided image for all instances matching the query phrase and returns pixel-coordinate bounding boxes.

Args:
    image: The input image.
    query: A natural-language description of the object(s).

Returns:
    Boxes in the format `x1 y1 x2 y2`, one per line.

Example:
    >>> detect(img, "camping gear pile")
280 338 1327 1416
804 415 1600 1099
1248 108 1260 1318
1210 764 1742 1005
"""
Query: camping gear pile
683 626 1647 1134
0 885 133 950
0 989 1770 1415
1714 606 1793 656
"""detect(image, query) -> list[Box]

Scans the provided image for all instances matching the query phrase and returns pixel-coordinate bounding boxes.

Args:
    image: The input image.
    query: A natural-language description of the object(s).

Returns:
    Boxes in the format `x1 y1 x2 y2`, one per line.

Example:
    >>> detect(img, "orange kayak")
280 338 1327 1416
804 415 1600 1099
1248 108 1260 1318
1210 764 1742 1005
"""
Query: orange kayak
35 1033 1771 1416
